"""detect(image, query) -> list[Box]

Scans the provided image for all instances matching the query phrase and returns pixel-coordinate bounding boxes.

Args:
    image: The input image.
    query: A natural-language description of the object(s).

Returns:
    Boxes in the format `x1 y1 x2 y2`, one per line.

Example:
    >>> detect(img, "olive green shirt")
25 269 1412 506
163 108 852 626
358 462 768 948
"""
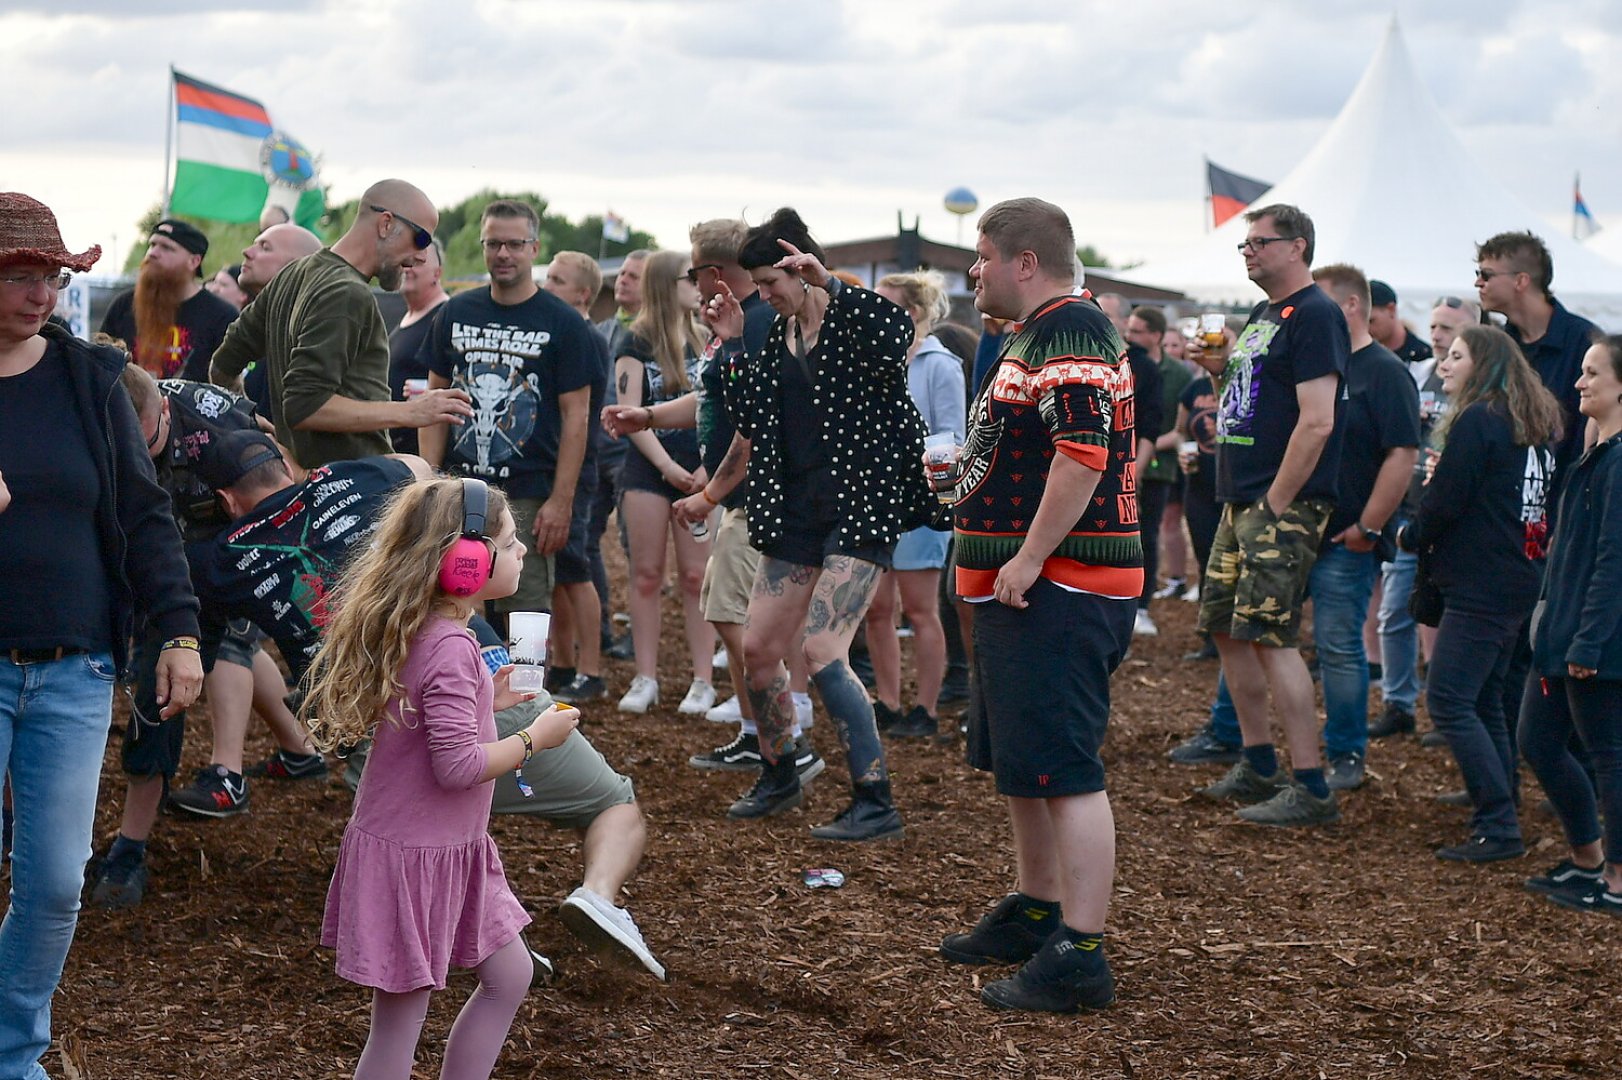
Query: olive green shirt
211 249 392 467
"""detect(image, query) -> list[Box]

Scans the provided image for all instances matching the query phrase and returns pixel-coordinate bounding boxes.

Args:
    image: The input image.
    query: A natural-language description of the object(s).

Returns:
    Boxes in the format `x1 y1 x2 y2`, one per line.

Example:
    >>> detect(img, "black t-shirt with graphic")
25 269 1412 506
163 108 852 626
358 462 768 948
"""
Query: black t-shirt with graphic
696 291 773 510
425 287 604 500
100 287 240 382
1214 282 1349 504
1180 375 1220 499
387 303 445 456
154 379 263 541
191 456 415 682
1323 342 1421 543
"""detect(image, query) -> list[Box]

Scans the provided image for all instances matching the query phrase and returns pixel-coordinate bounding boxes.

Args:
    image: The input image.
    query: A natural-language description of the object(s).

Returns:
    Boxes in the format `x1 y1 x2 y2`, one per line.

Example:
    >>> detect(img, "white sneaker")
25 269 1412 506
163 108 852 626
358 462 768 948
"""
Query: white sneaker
677 677 716 715
712 647 730 671
1133 609 1159 637
705 694 744 724
1152 577 1186 600
617 675 659 714
1182 583 1201 603
558 886 666 980
794 692 814 732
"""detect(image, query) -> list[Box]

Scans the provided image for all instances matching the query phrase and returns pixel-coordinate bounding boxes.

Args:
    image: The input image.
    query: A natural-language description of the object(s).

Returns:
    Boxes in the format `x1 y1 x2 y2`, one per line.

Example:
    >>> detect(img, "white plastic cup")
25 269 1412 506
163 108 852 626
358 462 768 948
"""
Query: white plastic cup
923 432 960 505
403 378 428 398
507 611 550 693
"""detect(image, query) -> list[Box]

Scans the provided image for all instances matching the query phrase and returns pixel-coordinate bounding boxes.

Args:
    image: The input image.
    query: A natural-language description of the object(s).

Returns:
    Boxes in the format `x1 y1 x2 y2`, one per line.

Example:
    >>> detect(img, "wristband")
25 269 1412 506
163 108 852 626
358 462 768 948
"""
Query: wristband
515 728 534 764
161 636 200 652
699 486 719 508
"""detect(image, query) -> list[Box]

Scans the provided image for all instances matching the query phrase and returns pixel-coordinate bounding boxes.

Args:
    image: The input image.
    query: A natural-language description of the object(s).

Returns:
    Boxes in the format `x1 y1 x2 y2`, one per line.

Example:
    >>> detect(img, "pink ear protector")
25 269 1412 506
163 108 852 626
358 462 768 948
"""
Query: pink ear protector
437 478 495 596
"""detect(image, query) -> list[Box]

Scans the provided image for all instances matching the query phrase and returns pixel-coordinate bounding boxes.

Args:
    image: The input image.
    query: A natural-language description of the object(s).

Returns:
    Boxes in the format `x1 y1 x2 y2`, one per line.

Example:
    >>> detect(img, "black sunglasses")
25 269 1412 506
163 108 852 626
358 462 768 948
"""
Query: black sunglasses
1434 296 1467 309
368 204 433 250
684 263 722 285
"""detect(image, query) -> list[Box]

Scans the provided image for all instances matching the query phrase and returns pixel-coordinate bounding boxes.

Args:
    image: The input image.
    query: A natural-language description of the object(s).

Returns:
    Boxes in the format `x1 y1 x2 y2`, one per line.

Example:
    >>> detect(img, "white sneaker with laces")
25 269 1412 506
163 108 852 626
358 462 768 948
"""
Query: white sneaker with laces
617 675 660 714
1133 609 1159 637
1182 583 1201 602
794 691 814 731
558 886 666 980
678 677 716 715
712 647 730 671
705 694 743 724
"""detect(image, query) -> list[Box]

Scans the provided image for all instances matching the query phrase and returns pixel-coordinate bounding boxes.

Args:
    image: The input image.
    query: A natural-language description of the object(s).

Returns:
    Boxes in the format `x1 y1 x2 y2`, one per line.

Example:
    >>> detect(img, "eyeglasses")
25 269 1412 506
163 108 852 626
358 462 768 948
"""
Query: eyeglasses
684 264 722 285
0 271 71 292
481 238 537 253
1237 236 1293 254
368 204 433 250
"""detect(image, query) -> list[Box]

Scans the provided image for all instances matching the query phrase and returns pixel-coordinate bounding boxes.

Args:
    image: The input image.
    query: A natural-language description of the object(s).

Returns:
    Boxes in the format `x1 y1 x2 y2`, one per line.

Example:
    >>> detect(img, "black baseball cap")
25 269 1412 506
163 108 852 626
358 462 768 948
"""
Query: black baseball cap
196 428 285 491
152 219 210 276
1369 279 1398 308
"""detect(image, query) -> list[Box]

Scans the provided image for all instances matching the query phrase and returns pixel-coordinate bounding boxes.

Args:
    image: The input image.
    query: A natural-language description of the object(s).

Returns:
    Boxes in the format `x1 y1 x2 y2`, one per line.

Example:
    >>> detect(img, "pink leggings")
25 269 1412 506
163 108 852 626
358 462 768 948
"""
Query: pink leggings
353 935 533 1080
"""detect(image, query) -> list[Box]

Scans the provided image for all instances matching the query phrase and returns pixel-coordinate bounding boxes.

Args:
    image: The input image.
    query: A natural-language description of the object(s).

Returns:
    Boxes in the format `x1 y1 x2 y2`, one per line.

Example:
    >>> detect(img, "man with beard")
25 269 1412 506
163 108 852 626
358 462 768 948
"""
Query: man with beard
100 219 239 381
209 179 472 468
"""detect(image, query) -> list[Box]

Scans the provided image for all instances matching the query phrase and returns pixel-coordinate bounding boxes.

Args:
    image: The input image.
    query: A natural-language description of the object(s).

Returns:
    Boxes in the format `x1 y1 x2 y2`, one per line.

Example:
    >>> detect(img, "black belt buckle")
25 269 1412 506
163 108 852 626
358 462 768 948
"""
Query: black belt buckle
7 647 78 665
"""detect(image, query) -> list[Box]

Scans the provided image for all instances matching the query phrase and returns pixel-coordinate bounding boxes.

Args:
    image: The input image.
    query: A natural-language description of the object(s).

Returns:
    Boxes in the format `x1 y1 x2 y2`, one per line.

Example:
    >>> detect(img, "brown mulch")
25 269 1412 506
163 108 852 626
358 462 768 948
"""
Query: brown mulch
16 553 1621 1080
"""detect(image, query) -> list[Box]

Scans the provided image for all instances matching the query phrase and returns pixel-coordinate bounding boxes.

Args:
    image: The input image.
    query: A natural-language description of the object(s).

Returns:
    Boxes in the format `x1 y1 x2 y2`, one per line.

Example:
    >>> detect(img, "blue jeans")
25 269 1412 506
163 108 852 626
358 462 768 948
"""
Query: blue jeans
1378 546 1422 711
1427 606 1525 842
1210 671 1240 746
0 651 117 1080
1308 544 1379 759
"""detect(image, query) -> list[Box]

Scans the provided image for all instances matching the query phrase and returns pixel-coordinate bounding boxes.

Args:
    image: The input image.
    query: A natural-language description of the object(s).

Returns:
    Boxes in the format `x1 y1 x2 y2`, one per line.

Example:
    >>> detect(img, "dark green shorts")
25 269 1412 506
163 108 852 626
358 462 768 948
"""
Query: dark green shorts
1197 497 1332 649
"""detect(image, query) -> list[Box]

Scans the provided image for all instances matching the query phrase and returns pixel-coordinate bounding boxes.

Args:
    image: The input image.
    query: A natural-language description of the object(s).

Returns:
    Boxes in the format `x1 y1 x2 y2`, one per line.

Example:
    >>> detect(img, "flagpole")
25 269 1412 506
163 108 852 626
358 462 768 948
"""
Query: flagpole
1202 154 1211 234
1573 172 1580 241
162 65 175 217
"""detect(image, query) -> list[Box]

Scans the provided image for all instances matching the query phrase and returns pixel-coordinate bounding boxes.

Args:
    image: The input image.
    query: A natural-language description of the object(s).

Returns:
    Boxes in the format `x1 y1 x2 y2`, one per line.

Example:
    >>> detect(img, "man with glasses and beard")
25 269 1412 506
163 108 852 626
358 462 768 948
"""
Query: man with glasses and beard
210 179 472 468
101 219 239 381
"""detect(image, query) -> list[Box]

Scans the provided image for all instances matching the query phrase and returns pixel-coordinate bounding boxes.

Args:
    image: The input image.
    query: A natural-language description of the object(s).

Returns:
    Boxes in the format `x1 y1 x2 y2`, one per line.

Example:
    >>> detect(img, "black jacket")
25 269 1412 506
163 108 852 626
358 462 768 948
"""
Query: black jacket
45 321 200 672
1534 431 1622 678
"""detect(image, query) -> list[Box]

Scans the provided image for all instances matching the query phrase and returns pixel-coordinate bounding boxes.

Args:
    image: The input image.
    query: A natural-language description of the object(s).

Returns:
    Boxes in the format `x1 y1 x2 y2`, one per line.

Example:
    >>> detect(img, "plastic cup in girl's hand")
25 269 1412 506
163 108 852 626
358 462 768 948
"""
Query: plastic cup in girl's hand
507 611 550 693
923 432 961 504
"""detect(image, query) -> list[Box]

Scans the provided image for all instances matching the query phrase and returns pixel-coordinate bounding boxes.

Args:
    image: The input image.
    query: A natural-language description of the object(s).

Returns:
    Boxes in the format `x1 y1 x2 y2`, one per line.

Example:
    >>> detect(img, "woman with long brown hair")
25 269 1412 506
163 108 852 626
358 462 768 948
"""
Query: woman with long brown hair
1397 324 1562 863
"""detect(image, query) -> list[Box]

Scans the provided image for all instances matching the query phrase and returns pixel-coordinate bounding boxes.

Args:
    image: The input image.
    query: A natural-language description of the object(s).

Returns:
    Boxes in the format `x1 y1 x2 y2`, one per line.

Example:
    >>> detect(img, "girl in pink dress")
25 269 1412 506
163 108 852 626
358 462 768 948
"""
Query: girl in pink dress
303 477 579 1080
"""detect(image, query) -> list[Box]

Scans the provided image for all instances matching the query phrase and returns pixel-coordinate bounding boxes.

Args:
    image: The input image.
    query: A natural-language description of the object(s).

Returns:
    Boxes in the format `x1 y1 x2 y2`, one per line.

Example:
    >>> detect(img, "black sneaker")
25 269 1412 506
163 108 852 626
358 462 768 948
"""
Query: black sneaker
981 931 1114 1014
794 738 826 784
553 673 607 704
940 893 1060 965
1419 729 1448 749
87 852 148 910
605 634 635 661
1434 790 1471 808
1197 759 1286 804
886 705 938 740
168 765 249 818
1326 752 1365 791
1181 639 1220 662
1167 727 1241 766
872 700 903 734
1368 701 1415 738
726 758 802 819
1435 835 1525 863
1524 859 1603 900
688 731 762 772
543 665 576 694
1547 880 1622 918
244 749 328 781
1235 782 1340 827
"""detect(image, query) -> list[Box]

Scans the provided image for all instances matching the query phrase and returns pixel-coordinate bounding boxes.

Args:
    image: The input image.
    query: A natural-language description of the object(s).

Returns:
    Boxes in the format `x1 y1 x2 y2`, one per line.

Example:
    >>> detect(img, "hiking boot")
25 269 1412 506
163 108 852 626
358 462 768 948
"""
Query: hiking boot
1167 727 1241 766
1236 782 1341 827
1524 859 1604 900
1419 729 1448 748
872 700 903 734
244 749 328 781
168 765 249 818
689 731 762 771
940 893 1060 965
553 673 607 704
705 694 743 724
981 931 1114 1014
726 755 802 819
1435 835 1525 863
677 677 717 716
809 780 904 841
1547 880 1622 918
86 852 148 910
886 705 938 740
558 886 667 980
794 737 826 784
1197 759 1286 804
1326 752 1365 791
617 675 660 714
1368 701 1416 738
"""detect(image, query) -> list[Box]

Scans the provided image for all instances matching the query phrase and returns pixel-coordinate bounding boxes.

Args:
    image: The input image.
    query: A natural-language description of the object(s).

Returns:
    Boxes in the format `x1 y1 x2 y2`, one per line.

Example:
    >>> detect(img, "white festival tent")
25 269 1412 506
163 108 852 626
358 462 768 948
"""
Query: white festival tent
1130 18 1622 326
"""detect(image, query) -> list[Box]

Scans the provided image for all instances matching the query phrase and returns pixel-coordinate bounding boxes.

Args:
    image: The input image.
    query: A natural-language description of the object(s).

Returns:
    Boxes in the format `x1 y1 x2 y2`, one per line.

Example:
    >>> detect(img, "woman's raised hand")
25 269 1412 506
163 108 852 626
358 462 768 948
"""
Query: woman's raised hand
774 239 830 289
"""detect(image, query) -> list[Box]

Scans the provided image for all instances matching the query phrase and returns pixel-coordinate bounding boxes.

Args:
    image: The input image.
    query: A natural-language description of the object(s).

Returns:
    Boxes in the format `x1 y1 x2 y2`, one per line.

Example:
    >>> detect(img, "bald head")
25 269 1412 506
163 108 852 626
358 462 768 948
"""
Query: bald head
336 179 438 290
361 179 437 230
239 223 323 295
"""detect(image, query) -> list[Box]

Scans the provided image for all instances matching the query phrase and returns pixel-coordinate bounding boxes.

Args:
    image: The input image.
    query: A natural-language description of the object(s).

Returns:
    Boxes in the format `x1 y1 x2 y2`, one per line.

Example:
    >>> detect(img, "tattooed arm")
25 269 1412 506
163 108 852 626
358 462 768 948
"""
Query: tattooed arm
672 430 751 525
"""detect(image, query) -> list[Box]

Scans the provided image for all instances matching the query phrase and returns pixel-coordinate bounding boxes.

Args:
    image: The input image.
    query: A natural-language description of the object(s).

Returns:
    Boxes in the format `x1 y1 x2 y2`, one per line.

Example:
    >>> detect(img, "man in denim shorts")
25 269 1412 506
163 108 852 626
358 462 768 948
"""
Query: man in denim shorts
1190 204 1349 828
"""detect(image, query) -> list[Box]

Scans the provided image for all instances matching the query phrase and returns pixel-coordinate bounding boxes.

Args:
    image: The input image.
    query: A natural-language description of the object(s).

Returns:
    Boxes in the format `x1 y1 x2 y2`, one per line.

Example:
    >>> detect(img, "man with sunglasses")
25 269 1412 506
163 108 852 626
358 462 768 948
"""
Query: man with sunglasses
210 178 473 468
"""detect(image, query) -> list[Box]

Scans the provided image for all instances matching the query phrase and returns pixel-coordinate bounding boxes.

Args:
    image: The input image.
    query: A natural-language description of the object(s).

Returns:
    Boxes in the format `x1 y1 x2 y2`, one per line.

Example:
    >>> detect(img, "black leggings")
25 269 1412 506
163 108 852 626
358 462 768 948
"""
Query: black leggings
1520 675 1622 864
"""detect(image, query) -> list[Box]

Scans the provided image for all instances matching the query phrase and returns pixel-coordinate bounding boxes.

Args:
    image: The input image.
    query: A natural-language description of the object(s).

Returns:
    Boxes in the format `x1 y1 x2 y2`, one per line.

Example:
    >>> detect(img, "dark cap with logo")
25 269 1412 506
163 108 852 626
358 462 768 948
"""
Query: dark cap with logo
196 428 285 491
153 219 210 274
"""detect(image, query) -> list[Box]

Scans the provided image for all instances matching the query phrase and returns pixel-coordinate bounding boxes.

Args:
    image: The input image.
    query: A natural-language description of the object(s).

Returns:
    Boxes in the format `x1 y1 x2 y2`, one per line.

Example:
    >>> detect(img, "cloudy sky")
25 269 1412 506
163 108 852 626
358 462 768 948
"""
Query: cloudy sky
4 0 1619 274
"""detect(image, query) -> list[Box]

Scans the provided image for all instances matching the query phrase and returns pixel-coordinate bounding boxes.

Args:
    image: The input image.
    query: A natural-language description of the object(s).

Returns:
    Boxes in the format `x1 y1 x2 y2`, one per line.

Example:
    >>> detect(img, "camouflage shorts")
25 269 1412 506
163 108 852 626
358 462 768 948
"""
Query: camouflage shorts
1197 497 1332 649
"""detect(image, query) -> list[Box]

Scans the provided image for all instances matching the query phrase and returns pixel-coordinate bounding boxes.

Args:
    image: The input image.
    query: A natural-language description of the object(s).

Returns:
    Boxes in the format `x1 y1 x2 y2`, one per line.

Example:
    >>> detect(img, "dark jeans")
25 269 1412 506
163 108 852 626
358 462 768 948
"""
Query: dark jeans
1184 482 1221 583
588 457 622 645
1427 604 1527 841
1520 675 1622 865
1138 481 1171 608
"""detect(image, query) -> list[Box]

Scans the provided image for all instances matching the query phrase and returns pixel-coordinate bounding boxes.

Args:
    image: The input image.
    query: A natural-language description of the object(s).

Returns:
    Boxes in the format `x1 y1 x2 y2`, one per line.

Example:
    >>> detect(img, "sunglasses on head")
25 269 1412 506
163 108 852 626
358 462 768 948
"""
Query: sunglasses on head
684 263 722 285
368 204 433 250
1434 296 1466 309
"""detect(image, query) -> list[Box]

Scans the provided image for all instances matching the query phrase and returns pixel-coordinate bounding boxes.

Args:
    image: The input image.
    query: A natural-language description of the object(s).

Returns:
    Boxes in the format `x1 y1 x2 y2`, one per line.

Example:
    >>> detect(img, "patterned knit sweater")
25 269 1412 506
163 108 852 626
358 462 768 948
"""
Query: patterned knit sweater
953 295 1144 599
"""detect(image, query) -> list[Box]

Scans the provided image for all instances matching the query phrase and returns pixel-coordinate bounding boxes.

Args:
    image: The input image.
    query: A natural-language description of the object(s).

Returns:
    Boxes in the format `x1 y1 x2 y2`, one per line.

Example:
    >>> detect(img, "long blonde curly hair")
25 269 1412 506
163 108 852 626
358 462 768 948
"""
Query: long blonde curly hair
300 477 508 753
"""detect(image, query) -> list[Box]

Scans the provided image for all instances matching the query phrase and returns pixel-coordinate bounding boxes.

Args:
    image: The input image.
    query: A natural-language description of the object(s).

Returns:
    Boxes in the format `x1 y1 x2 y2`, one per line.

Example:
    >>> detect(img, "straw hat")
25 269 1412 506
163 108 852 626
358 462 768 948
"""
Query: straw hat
0 193 102 272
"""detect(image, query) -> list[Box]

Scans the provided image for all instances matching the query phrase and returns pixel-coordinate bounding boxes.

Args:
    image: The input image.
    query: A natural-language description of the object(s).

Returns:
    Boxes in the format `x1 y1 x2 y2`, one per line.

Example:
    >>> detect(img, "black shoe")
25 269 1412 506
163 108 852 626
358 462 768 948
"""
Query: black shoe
544 665 576 694
689 731 762 771
981 931 1114 1014
938 674 970 707
168 765 249 818
940 893 1060 965
1435 835 1525 863
1368 701 1415 738
1367 661 1383 683
1524 859 1604 900
86 851 148 910
886 705 938 740
553 672 607 704
244 749 328 780
605 634 635 661
809 780 904 841
1419 729 1448 749
872 699 903 734
1167 727 1241 765
1434 790 1471 808
1326 752 1365 791
794 737 826 784
726 756 802 820
1547 880 1622 918
1181 639 1220 662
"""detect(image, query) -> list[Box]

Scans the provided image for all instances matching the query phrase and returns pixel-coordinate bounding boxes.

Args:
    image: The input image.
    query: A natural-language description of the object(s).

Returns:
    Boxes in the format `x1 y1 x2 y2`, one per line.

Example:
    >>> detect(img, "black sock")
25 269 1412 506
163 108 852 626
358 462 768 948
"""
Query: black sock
1295 767 1329 799
1054 926 1106 966
1014 893 1061 925
1244 743 1278 777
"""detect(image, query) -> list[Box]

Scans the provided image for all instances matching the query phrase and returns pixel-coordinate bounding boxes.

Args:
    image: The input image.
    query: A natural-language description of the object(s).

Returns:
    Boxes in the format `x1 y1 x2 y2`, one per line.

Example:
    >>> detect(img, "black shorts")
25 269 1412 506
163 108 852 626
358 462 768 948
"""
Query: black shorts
618 432 701 501
965 580 1134 798
124 619 259 779
761 464 893 570
554 474 598 586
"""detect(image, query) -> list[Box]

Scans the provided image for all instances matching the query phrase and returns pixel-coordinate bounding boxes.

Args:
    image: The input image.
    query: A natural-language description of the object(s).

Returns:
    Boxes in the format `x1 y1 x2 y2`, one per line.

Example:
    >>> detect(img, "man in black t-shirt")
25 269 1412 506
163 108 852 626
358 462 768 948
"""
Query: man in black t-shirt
1368 279 1433 367
1190 203 1349 829
1305 265 1419 793
101 219 240 381
419 200 603 633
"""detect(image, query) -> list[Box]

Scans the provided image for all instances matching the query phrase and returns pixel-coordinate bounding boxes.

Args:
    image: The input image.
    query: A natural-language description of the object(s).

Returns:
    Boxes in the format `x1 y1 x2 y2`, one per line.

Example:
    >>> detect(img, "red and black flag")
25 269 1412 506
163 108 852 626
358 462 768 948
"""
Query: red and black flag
1206 160 1272 228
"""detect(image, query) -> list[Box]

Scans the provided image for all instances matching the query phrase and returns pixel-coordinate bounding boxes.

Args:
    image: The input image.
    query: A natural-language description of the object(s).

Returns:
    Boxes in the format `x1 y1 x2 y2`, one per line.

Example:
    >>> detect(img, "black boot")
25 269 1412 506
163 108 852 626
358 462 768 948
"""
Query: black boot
726 751 802 819
810 780 904 841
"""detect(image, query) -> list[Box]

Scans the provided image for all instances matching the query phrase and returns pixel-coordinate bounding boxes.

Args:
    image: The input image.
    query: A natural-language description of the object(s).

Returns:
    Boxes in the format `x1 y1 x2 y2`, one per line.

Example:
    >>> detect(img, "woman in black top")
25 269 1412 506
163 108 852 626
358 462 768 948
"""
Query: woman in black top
1398 325 1561 864
1520 334 1622 915
702 209 936 841
0 193 202 1079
